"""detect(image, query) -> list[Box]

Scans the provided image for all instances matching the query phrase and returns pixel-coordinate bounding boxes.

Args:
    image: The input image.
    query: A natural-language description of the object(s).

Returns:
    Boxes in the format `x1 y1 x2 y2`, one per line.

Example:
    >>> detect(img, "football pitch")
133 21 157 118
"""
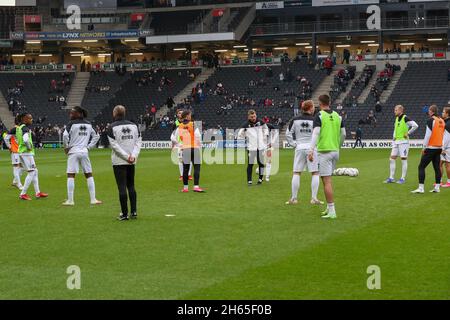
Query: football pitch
0 148 449 300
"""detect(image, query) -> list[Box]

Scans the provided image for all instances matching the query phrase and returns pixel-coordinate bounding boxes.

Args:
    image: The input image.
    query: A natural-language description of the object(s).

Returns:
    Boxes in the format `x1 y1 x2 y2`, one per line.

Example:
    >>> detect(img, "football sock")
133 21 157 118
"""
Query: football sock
87 177 96 202
291 175 300 200
311 174 320 200
389 159 396 179
265 163 271 178
67 178 75 202
13 167 22 186
327 203 336 214
32 169 40 194
401 160 408 180
21 171 35 196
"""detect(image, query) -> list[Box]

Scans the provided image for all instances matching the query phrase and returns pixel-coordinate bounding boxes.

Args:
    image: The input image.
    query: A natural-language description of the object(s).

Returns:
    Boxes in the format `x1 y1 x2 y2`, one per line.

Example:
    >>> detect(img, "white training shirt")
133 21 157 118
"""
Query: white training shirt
63 119 99 154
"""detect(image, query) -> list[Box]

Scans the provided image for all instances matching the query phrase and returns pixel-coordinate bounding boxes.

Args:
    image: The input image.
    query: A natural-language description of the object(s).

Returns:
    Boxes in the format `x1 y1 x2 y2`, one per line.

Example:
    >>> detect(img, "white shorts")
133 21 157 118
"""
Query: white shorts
11 153 20 165
293 149 319 173
391 143 409 158
441 149 450 162
318 151 339 177
19 154 36 171
67 153 93 174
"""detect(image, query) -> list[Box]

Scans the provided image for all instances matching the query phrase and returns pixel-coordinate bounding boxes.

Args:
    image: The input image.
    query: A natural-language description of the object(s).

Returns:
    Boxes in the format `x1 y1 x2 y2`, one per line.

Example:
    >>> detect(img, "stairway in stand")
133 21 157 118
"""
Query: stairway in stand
67 72 91 108
156 67 215 119
379 70 403 104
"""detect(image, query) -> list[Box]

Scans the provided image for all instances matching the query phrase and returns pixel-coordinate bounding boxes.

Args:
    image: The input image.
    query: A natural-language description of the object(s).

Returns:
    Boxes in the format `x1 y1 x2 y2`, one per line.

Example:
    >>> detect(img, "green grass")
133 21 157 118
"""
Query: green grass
0 148 449 299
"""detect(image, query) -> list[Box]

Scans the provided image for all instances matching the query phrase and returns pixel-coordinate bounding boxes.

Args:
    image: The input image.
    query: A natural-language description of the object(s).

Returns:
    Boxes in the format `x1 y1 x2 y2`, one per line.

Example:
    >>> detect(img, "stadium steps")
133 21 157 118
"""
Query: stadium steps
280 67 338 137
155 68 214 120
357 74 379 104
379 70 403 104
174 68 215 105
334 71 362 104
310 69 339 104
0 91 15 128
67 72 91 108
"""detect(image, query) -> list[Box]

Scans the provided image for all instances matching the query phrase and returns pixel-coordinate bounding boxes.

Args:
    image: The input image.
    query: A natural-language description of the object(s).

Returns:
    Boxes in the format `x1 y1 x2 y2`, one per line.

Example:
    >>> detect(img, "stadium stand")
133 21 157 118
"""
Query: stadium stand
341 65 376 108
342 61 450 140
91 68 201 138
0 72 75 126
362 63 400 108
192 60 327 130
82 71 131 122
329 66 356 103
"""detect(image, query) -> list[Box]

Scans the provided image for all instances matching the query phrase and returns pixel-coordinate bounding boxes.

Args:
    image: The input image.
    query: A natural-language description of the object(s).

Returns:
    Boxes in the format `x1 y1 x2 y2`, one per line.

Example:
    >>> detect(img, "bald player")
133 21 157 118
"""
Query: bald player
385 105 418 184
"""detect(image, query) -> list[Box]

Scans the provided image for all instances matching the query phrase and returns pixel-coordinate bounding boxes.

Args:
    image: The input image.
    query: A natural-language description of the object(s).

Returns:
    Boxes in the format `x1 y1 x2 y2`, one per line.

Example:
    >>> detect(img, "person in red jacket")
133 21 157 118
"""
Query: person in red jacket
324 57 333 75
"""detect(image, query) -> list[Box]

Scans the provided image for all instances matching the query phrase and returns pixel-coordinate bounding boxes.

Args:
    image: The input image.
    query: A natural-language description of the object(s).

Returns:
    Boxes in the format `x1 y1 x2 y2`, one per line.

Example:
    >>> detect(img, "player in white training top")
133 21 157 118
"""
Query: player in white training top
285 100 323 205
62 106 101 206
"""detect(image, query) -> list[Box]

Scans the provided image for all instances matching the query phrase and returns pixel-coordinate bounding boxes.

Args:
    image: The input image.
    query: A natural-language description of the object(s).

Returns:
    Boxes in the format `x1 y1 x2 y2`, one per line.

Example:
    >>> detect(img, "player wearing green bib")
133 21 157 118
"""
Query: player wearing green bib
15 113 48 201
384 105 418 184
308 95 346 219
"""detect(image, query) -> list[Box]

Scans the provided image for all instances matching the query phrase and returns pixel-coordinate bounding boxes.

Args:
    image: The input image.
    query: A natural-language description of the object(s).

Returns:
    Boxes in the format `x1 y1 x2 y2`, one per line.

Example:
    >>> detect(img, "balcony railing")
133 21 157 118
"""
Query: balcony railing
251 17 450 36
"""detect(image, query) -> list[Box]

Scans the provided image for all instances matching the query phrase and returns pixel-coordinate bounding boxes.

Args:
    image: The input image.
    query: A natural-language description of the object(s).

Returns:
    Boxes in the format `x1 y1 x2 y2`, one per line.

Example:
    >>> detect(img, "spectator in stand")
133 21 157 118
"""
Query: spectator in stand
351 96 358 108
282 100 290 109
50 79 57 92
58 95 66 107
356 47 363 61
279 72 285 82
16 80 24 92
366 110 377 127
257 78 266 87
354 125 363 149
375 101 383 113
150 104 157 123
293 98 300 116
324 56 333 75
166 96 175 110
342 48 350 64
332 51 337 65
264 98 273 107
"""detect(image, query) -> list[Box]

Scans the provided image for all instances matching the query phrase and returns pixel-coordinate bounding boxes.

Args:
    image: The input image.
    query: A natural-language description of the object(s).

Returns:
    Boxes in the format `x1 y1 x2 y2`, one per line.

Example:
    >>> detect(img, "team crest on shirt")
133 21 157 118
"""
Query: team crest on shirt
79 125 88 136
122 127 131 134
300 121 312 133
121 127 134 140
